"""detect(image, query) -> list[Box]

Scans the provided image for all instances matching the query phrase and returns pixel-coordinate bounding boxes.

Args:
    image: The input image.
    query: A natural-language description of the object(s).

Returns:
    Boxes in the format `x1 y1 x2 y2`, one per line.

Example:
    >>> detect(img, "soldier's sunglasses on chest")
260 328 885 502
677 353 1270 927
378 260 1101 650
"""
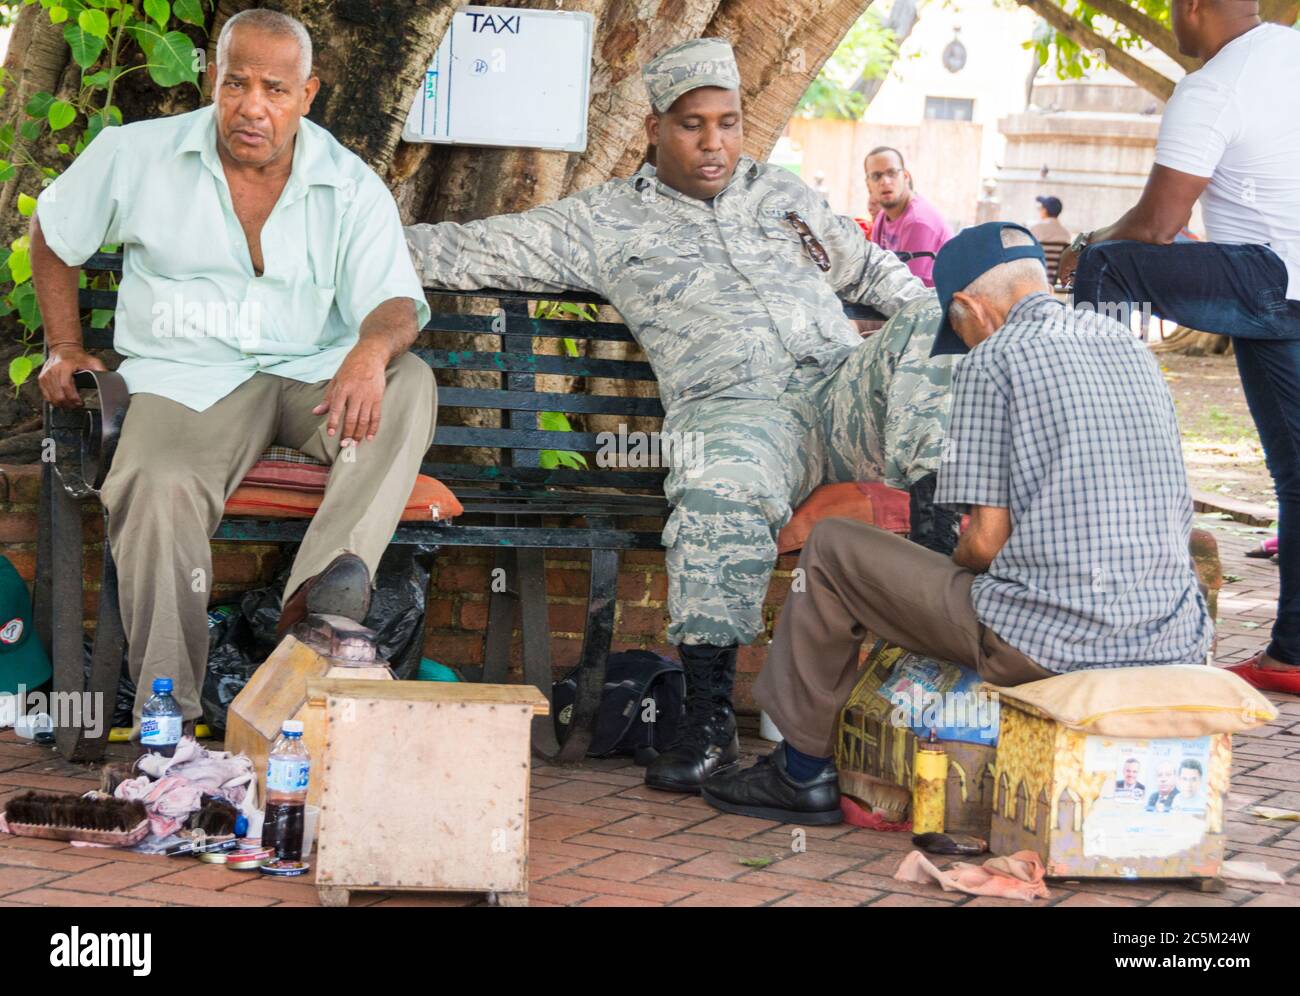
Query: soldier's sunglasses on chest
784 211 832 272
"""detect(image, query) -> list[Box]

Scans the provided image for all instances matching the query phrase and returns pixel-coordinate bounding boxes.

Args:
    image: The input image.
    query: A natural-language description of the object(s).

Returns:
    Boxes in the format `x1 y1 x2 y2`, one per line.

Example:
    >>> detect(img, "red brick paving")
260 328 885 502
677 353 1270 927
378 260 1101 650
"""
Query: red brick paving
0 516 1296 907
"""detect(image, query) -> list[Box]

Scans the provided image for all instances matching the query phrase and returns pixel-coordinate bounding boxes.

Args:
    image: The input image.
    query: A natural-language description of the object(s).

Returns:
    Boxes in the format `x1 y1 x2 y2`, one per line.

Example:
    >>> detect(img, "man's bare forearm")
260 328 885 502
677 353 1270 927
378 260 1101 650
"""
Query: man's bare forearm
353 297 420 364
952 531 992 573
30 215 84 351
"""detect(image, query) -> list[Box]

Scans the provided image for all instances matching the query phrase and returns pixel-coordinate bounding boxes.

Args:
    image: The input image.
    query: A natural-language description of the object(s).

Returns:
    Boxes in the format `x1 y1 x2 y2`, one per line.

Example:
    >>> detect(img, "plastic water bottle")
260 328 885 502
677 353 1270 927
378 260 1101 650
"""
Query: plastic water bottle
140 677 182 757
263 720 310 861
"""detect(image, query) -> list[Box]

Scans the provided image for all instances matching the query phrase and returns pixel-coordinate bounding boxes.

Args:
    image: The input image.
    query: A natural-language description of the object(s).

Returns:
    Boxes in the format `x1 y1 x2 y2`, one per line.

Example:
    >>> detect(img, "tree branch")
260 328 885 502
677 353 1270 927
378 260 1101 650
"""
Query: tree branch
1079 0 1199 70
1019 0 1176 101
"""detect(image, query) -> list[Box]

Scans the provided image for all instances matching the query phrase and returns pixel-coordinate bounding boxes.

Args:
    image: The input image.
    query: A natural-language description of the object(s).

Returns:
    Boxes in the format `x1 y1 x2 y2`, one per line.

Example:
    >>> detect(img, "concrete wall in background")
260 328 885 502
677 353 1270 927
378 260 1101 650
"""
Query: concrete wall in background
787 116 984 230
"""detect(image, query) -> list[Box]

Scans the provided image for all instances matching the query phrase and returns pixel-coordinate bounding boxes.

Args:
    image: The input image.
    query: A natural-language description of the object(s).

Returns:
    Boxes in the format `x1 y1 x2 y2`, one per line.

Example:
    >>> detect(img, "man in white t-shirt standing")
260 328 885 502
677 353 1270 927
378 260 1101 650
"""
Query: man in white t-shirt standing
1058 0 1300 697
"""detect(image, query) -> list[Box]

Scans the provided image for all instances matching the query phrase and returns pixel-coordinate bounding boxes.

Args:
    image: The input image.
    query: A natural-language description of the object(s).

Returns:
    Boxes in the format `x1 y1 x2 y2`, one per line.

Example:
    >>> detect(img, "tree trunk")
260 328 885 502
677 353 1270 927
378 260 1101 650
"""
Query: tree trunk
1151 327 1232 357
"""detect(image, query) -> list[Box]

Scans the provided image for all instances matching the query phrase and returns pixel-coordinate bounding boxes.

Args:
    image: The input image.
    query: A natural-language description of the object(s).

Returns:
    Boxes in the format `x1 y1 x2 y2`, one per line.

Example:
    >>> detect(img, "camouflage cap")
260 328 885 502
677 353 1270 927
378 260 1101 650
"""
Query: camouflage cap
643 37 740 114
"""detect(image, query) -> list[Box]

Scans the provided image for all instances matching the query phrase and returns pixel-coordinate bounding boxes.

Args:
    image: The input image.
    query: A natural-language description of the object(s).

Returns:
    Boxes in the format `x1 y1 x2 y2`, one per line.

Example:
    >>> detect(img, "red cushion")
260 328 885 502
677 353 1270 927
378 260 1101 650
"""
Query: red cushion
225 469 462 522
777 482 910 555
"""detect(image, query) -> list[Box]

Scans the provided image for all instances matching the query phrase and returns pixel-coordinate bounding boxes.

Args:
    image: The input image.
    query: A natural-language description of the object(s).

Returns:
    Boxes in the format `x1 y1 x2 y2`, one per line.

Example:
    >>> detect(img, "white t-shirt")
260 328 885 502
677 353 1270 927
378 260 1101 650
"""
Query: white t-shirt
1155 23 1300 300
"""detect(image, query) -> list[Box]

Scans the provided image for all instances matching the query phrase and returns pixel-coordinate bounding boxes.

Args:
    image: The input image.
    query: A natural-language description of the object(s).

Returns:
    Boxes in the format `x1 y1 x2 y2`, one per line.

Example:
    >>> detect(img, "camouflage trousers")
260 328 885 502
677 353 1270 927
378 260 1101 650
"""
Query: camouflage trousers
661 297 954 647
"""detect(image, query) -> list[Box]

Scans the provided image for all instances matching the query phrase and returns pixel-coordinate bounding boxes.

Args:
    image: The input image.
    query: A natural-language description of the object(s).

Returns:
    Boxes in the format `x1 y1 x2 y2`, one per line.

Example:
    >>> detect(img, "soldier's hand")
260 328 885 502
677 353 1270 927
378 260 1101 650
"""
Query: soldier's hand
313 342 388 445
38 345 107 409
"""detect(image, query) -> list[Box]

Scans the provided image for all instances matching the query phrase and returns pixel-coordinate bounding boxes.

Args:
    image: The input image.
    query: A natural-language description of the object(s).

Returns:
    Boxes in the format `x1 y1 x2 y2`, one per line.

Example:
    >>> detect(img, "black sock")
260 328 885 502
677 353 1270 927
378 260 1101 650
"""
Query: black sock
782 741 832 781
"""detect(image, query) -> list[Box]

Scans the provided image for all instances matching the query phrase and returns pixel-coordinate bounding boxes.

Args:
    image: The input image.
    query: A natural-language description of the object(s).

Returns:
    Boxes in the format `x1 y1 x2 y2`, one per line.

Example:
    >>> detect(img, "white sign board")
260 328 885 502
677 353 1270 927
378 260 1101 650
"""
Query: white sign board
402 5 593 152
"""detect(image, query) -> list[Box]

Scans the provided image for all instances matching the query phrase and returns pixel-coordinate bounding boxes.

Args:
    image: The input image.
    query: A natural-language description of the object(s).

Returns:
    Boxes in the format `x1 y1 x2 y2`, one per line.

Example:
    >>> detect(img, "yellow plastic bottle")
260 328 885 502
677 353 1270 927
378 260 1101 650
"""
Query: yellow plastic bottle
912 731 948 834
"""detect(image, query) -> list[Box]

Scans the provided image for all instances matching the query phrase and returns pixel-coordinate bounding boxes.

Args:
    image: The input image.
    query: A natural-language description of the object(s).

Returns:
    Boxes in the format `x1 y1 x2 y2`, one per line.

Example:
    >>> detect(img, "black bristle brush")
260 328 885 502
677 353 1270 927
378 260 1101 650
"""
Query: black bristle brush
5 790 147 833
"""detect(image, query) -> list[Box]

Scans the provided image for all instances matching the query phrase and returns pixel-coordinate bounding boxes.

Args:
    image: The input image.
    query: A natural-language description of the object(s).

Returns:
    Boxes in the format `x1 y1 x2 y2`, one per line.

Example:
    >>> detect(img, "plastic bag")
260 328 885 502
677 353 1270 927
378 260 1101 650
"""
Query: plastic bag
81 635 134 730
199 603 255 734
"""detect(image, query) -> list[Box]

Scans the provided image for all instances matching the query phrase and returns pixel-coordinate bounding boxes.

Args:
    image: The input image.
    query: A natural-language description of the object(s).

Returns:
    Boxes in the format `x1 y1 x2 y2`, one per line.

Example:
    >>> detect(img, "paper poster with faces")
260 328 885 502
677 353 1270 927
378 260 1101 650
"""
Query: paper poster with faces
1081 736 1213 859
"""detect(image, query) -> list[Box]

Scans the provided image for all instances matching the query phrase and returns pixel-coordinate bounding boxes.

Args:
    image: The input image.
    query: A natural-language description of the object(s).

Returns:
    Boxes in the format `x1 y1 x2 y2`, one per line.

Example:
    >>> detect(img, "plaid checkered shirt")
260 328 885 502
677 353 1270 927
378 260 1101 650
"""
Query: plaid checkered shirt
935 292 1213 672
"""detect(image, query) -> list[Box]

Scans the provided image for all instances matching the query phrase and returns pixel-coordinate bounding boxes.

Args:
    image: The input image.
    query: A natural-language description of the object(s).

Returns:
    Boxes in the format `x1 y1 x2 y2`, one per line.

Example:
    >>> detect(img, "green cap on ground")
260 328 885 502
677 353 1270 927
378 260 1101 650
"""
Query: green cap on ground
643 37 740 114
0 555 50 696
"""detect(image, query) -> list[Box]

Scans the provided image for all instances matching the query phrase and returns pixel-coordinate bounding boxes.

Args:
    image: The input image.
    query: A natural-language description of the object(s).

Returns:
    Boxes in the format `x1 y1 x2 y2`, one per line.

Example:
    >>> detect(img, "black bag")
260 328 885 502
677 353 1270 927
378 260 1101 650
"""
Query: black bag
553 650 685 761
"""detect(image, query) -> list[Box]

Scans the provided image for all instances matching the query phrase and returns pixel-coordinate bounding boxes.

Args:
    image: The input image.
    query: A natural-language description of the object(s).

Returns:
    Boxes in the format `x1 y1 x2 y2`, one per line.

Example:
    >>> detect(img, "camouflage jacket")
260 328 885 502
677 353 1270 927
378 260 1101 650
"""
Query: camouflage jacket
405 155 930 413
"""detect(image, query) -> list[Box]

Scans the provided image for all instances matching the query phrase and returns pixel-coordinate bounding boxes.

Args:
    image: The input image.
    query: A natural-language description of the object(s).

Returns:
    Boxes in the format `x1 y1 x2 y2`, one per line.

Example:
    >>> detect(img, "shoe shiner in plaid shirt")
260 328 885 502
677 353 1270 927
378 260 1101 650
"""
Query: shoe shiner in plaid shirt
701 223 1213 826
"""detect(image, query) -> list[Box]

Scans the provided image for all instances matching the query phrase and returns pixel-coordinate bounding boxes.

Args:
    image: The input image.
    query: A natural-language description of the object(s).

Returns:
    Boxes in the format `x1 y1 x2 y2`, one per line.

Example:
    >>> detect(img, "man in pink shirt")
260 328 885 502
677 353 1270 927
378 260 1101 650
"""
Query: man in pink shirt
865 146 954 286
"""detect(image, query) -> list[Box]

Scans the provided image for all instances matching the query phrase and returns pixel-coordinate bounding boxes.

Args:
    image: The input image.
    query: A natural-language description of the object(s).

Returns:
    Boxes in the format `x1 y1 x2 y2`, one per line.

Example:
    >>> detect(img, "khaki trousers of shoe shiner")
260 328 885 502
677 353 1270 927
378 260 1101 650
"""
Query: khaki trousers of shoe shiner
755 517 1053 758
100 353 437 728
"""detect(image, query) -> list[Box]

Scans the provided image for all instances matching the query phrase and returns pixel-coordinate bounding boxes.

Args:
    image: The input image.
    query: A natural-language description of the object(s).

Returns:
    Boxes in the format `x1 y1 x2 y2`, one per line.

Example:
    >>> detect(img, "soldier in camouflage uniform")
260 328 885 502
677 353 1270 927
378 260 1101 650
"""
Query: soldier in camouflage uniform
405 37 959 792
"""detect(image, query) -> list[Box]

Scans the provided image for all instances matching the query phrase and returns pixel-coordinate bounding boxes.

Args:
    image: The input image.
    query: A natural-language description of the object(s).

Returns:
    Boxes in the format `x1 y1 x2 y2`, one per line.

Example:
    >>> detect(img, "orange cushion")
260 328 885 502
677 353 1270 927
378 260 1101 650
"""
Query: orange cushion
777 482 910 555
225 473 463 522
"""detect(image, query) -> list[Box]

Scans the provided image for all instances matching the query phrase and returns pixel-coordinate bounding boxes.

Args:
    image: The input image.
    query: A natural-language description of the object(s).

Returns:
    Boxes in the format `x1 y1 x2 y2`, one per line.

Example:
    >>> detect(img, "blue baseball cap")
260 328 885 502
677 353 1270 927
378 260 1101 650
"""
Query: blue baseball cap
929 222 1047 357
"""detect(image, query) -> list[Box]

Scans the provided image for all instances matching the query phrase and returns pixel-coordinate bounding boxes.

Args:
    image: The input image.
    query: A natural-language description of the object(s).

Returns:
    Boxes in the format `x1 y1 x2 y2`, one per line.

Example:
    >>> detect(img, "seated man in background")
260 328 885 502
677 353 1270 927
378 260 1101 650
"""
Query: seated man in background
32 10 435 737
864 146 953 287
407 38 959 794
701 224 1213 825
1029 195 1071 245
1059 1 1300 693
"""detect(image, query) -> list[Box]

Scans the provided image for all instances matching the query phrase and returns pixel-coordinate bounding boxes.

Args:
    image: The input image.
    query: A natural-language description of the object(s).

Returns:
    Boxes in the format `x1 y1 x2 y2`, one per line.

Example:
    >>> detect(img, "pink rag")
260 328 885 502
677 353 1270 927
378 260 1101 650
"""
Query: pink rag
894 848 1051 901
115 774 207 837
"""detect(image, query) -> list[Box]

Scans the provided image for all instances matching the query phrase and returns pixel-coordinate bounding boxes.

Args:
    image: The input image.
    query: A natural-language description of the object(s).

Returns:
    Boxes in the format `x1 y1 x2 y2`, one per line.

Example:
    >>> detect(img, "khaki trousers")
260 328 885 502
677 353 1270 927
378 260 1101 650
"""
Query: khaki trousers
101 353 437 726
755 517 1054 758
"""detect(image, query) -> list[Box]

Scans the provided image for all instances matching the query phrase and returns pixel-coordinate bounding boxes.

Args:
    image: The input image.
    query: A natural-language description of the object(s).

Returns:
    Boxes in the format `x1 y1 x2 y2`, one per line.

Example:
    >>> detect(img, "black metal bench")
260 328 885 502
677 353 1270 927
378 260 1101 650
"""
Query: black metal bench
33 252 883 764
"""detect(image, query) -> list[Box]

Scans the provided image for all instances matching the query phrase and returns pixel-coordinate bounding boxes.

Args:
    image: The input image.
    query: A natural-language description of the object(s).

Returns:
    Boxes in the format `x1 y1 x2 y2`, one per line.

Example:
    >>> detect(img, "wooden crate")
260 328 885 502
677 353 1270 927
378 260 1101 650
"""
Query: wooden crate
835 641 997 835
991 698 1229 882
307 678 549 907
224 636 392 808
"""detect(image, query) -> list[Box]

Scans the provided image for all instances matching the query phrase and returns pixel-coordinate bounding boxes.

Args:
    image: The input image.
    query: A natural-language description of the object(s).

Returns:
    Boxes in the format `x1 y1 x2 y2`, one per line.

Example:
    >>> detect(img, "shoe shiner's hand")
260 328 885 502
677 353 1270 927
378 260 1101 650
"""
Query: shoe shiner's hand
314 342 388 445
38 345 107 409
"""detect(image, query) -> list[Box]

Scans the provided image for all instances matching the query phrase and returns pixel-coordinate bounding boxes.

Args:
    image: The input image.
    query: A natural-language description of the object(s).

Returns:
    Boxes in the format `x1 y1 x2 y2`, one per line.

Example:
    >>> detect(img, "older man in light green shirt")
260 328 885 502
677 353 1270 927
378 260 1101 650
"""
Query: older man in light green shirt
32 10 436 735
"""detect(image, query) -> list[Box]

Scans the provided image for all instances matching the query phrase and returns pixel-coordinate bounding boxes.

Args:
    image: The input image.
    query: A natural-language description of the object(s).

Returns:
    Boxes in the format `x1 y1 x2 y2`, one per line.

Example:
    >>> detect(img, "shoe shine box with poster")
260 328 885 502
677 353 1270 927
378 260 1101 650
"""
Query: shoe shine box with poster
985 665 1276 881
836 641 999 834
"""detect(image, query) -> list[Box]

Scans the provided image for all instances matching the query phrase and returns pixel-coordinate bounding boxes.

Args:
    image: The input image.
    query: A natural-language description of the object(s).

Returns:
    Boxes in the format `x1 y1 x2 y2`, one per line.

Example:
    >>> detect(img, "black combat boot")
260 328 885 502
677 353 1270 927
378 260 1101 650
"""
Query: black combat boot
908 472 961 556
644 643 740 793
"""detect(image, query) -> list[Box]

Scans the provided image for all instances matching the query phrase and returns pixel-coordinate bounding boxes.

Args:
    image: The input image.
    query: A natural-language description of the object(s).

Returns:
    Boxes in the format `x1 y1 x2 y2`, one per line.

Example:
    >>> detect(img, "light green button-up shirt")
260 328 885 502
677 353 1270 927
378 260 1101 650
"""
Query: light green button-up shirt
36 104 430 412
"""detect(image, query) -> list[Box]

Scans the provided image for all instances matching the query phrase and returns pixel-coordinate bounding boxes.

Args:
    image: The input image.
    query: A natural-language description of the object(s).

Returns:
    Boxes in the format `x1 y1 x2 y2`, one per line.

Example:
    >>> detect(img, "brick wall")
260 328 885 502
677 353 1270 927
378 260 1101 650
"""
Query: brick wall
0 463 784 711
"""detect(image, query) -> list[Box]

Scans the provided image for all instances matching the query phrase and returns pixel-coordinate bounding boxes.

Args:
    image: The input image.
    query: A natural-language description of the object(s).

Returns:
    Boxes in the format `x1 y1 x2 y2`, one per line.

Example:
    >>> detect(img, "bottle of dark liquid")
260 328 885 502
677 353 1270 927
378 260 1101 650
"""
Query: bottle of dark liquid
262 720 310 861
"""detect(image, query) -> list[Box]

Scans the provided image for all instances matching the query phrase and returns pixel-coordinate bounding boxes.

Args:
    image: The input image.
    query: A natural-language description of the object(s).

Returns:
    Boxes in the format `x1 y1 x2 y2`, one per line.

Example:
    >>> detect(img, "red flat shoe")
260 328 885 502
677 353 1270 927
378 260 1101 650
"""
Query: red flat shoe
1226 654 1300 695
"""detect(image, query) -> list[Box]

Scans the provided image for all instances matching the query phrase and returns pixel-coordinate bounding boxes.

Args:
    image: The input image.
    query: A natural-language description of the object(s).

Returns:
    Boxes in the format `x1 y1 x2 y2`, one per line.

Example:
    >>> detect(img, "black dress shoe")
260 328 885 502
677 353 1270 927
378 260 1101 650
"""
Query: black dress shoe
276 552 372 641
701 746 842 826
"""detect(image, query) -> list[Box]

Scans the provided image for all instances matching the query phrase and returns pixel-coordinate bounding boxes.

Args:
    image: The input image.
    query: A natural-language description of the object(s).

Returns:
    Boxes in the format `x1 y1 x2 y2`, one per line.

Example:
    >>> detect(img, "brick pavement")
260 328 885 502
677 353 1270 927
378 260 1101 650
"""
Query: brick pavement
1 515 1297 907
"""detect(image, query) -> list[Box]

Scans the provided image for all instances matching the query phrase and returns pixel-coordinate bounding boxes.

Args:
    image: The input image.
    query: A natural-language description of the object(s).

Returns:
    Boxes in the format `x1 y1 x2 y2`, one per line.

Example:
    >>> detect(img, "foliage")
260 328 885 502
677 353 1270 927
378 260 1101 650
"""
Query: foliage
795 6 900 120
531 299 597 471
4 0 209 390
1028 0 1171 81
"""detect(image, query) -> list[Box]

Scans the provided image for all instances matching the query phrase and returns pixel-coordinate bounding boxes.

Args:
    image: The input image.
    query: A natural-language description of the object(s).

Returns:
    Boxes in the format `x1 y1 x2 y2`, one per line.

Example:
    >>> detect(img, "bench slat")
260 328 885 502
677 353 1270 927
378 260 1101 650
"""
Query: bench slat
414 348 657 381
434 425 604 450
423 461 667 489
425 313 638 342
438 386 663 417
213 519 665 549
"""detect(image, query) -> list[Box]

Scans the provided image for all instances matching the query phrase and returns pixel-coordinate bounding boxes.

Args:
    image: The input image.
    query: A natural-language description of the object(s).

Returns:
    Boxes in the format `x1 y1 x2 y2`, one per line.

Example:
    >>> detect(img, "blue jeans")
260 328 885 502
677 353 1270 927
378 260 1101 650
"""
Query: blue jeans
1074 240 1300 663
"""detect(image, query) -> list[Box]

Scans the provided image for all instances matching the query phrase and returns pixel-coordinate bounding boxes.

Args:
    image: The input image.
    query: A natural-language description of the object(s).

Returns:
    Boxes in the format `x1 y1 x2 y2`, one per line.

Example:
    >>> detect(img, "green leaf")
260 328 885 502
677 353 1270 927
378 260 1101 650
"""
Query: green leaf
19 119 42 142
24 91 55 118
142 0 167 29
56 142 69 154
16 193 36 217
125 23 157 58
8 355 35 388
83 69 110 86
8 246 31 283
48 100 76 131
561 336 579 358
102 103 122 125
64 22 107 68
173 0 203 26
78 7 109 38
0 160 14 183
539 411 573 433
0 124 14 155
147 29 199 88
739 856 775 869
90 307 114 328
49 5 68 24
